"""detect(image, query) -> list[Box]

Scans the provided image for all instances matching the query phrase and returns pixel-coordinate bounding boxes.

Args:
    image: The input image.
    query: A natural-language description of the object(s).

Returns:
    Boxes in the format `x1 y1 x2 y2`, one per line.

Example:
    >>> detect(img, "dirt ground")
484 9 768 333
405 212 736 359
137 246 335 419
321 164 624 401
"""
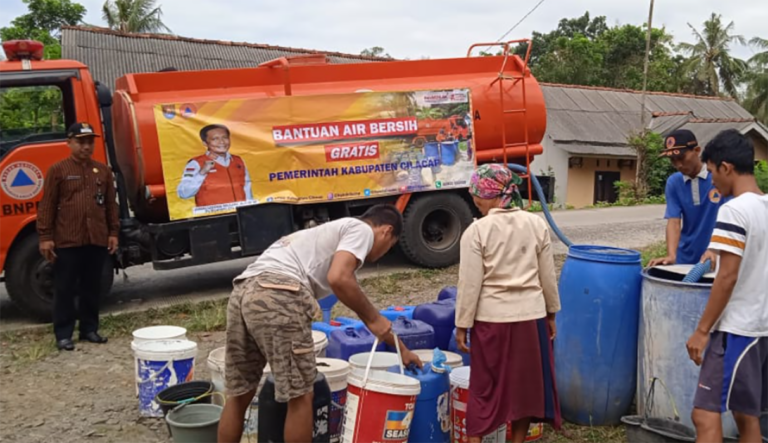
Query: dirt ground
0 256 630 443
0 267 466 443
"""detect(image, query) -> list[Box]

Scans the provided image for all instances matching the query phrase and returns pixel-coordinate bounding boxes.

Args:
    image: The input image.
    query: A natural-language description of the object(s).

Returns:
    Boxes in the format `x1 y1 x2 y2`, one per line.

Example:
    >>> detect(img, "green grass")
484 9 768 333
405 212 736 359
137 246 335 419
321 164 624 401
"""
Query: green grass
541 423 626 442
640 241 667 267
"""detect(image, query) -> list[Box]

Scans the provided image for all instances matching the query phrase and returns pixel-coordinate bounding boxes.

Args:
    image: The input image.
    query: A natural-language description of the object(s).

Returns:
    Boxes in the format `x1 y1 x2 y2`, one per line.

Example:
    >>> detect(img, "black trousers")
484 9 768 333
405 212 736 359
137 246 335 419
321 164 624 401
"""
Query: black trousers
53 245 108 341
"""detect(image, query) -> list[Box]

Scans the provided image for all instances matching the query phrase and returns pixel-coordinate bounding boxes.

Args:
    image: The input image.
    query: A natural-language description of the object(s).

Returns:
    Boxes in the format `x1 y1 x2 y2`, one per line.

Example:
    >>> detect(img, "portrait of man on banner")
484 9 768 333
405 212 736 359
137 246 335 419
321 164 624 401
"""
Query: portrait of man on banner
176 123 254 207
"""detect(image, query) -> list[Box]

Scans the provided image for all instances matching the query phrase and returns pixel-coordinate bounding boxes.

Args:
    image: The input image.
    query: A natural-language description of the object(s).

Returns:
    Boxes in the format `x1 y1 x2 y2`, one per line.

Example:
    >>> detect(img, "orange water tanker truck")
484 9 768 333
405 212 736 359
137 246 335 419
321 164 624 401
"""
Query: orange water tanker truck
0 39 552 321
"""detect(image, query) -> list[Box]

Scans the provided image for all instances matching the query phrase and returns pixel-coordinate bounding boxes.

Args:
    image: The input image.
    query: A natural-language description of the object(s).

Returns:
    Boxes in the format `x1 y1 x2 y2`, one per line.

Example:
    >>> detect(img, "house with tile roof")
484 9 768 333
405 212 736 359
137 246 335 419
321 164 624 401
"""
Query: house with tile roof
60 26 388 89
531 84 768 208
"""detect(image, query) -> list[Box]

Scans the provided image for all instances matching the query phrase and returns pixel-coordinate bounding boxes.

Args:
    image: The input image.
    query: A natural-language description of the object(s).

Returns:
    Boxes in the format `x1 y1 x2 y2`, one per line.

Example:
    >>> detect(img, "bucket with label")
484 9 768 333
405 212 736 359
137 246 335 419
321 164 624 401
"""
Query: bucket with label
134 339 198 417
450 367 506 443
317 358 351 443
505 422 544 442
342 336 421 443
131 326 187 396
207 347 226 406
314 330 329 357
258 371 332 442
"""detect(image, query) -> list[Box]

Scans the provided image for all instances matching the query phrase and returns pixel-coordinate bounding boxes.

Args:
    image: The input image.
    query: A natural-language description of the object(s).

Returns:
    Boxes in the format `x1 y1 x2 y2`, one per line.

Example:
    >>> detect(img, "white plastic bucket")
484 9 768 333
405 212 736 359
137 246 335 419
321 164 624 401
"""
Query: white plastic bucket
348 352 399 373
482 425 507 443
131 326 188 396
207 347 226 406
450 366 506 442
412 349 464 369
317 358 351 443
313 330 329 357
134 339 198 417
132 325 188 343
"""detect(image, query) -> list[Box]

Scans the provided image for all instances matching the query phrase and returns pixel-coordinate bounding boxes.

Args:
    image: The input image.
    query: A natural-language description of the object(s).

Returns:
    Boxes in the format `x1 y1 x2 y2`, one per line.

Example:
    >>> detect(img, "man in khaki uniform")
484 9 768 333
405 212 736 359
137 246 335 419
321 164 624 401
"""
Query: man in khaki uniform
218 204 422 443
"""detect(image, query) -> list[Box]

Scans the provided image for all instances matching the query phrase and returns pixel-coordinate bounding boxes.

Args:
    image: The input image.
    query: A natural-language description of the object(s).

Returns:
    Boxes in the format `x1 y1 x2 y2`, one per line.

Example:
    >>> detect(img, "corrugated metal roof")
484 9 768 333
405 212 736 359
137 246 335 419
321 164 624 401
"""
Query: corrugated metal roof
555 143 636 157
678 121 755 147
61 26 386 88
650 114 693 135
541 84 760 157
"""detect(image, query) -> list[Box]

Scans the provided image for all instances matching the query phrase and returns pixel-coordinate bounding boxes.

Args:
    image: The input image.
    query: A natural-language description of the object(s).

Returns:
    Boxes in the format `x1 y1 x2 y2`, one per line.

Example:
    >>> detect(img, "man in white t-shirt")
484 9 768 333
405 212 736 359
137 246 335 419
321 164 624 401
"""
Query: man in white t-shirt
218 204 423 443
685 129 768 443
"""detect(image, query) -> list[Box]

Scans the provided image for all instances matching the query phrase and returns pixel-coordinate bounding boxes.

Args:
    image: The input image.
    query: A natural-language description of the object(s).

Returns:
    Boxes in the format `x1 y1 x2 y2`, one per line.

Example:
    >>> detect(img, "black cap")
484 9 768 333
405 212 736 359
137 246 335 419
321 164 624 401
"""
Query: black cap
660 129 698 157
67 122 100 138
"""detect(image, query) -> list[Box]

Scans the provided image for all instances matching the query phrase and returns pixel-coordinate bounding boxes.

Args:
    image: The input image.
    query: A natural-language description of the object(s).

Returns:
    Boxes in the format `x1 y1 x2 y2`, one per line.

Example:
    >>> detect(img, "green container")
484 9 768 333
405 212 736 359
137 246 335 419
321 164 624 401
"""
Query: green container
165 404 222 443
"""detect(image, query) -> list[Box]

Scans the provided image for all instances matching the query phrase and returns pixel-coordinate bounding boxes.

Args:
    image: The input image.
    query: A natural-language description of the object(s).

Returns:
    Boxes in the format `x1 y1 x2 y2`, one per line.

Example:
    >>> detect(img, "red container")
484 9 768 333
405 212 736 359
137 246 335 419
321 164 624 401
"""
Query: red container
342 368 421 443
450 366 507 443
505 422 544 442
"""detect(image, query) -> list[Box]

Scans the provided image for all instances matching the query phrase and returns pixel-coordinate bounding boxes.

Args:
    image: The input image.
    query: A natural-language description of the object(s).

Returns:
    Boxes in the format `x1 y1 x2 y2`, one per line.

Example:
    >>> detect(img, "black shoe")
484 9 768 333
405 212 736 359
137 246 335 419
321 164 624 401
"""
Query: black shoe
56 339 75 351
79 332 108 344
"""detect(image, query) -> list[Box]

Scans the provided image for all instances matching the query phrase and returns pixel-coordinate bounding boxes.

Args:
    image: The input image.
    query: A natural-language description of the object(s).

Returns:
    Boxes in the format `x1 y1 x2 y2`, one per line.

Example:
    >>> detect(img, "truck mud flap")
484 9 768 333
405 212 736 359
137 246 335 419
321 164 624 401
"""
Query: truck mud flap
237 203 295 255
147 215 239 270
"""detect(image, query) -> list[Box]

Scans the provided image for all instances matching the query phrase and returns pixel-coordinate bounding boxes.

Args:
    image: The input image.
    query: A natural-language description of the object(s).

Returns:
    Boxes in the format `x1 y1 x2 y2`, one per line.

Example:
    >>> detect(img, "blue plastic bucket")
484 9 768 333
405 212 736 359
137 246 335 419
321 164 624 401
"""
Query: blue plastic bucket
134 339 198 417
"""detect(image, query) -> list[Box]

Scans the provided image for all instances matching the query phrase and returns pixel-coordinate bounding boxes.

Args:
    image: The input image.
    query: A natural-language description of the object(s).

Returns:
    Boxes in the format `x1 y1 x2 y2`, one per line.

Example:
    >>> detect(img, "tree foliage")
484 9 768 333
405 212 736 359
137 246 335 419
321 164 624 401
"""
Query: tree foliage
102 0 172 34
514 13 688 94
360 46 391 59
756 161 768 193
0 0 86 60
628 131 676 199
678 13 747 98
510 11 765 106
743 37 768 124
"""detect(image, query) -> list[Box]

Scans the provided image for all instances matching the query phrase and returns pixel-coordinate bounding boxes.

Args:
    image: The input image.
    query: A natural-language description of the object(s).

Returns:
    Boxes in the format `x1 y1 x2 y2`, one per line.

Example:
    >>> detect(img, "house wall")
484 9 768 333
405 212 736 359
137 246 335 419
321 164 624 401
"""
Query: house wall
566 157 637 208
530 137 569 208
751 134 768 162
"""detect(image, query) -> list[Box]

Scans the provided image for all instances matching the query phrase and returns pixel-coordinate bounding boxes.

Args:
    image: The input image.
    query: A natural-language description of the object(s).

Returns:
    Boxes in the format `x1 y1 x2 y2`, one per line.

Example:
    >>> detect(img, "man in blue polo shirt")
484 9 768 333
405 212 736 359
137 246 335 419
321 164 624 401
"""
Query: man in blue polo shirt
649 129 726 267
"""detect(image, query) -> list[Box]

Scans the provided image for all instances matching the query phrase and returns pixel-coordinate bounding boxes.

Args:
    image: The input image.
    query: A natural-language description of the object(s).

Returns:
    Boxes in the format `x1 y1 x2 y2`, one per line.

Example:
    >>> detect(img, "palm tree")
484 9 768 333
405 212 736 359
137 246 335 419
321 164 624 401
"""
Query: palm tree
743 37 768 124
102 0 172 34
416 106 443 120
678 13 746 97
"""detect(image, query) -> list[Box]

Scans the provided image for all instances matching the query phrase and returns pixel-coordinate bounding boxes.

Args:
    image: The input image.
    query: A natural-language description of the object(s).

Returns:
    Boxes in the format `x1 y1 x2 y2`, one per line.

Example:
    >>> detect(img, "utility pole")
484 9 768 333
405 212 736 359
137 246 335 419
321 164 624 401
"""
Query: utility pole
640 0 655 129
636 0 656 198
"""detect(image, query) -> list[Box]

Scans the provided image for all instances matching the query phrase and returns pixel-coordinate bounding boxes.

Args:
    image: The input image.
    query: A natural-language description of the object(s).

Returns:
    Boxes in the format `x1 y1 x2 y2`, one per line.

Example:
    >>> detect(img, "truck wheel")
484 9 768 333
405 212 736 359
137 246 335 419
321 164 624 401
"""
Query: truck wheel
5 233 115 323
399 192 474 268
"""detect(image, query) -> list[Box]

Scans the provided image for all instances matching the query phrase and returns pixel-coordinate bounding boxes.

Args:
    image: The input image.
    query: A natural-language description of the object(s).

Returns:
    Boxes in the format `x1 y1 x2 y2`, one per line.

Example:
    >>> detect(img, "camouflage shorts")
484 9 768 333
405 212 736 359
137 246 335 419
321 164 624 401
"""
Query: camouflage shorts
224 272 320 403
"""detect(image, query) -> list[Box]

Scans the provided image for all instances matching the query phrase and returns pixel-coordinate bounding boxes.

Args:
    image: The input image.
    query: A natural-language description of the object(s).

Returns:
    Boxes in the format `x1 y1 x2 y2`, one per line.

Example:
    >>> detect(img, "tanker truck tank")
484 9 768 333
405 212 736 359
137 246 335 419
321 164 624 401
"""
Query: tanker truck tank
112 48 547 222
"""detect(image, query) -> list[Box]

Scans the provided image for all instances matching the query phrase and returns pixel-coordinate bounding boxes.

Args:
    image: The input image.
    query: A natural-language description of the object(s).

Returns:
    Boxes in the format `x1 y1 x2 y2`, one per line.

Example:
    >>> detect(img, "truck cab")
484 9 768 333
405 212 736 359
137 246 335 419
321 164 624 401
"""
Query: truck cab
1 40 115 320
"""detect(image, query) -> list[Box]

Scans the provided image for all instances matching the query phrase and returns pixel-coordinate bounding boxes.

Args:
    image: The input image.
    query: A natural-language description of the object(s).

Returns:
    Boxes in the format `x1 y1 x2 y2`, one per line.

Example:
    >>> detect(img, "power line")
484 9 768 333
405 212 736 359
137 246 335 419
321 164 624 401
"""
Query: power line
496 0 547 42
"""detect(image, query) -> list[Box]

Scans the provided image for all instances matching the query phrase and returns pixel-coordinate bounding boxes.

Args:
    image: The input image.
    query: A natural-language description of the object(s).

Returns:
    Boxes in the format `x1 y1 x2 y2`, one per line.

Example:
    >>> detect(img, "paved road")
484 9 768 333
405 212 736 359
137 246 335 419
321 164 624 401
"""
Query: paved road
0 205 666 330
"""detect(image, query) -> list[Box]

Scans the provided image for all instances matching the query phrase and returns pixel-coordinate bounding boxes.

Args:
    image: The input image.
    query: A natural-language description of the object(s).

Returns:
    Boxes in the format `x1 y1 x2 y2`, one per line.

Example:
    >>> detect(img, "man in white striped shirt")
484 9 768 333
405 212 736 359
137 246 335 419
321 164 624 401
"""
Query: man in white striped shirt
685 129 768 443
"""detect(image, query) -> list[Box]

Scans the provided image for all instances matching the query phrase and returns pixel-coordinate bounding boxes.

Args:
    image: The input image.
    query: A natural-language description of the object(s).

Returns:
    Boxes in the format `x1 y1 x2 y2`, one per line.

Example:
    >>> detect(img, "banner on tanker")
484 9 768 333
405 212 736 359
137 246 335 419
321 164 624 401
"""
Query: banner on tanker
154 89 476 221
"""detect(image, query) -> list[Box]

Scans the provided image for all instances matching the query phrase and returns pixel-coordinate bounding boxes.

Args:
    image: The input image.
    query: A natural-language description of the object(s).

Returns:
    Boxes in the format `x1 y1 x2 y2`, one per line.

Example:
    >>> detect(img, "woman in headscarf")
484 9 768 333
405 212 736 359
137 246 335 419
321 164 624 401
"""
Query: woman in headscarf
455 163 562 443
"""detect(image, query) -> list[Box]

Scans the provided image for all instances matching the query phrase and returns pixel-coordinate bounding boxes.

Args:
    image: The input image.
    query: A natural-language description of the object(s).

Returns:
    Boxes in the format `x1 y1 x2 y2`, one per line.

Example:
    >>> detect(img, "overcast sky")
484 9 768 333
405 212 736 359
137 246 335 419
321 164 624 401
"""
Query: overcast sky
0 0 765 61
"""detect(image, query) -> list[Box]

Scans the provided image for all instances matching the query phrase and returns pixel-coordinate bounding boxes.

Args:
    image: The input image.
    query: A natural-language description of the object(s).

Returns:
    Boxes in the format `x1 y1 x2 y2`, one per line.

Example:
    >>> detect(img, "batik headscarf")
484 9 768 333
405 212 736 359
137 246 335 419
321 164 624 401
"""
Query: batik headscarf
469 164 524 209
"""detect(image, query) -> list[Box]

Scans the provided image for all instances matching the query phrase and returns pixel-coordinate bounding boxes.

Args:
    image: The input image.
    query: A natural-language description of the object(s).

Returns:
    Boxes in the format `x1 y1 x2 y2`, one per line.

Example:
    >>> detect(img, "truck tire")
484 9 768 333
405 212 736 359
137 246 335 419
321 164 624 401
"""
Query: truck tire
399 192 474 268
5 233 115 323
